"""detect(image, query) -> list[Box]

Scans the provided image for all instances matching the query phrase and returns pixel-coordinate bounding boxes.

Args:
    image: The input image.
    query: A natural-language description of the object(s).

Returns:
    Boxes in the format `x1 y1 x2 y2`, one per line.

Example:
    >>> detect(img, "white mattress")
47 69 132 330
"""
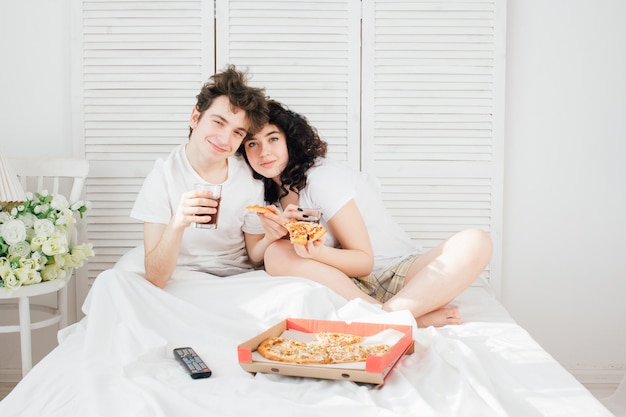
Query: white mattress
0 251 614 417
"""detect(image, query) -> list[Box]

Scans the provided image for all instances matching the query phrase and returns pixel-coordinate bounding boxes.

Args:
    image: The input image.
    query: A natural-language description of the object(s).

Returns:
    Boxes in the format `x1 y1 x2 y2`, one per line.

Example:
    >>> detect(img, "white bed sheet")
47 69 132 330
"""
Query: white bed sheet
0 250 614 417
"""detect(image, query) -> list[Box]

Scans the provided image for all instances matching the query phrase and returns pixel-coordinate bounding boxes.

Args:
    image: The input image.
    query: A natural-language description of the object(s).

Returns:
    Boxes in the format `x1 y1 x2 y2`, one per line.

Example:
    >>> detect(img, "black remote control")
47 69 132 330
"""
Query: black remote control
173 347 212 379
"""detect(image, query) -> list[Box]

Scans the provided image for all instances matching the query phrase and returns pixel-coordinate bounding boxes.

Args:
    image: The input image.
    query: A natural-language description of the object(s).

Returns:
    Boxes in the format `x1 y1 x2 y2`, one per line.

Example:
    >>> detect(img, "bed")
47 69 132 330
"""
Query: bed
0 247 614 417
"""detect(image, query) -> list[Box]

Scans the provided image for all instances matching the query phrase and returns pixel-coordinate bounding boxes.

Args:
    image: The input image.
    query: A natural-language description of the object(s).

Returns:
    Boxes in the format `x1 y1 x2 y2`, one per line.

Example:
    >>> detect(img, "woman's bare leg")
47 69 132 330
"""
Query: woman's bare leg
265 230 492 328
383 229 493 327
264 240 381 304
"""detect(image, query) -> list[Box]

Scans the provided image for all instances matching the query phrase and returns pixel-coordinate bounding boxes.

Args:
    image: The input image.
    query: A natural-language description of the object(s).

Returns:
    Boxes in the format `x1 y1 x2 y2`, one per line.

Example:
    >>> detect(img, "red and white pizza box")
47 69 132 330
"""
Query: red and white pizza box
237 318 414 387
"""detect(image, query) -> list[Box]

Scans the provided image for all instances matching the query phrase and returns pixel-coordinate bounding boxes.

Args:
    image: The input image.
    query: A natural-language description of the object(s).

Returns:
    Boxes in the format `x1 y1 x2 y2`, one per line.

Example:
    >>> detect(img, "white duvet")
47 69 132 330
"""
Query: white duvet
0 249 614 417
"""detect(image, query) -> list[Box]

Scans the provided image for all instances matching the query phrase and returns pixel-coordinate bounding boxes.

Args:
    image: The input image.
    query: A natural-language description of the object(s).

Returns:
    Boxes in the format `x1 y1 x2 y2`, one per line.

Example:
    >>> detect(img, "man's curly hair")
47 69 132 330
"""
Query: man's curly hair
190 65 268 138
239 99 327 203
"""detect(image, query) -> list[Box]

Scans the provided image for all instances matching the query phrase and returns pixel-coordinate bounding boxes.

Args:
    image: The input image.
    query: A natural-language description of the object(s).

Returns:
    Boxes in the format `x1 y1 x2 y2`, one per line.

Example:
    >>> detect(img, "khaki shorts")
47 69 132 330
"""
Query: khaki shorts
351 254 419 303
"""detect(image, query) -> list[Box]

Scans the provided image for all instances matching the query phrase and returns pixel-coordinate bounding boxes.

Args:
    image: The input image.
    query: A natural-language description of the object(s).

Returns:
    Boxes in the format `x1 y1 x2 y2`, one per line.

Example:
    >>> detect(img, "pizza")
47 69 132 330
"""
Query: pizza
246 204 272 213
283 220 327 245
315 331 363 346
256 332 390 364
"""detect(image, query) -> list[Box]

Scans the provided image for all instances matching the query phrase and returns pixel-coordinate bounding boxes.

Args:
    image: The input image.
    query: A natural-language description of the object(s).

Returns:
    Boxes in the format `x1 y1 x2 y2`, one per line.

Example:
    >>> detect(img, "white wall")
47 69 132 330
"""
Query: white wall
503 0 626 377
0 0 74 372
1 0 624 381
0 0 73 157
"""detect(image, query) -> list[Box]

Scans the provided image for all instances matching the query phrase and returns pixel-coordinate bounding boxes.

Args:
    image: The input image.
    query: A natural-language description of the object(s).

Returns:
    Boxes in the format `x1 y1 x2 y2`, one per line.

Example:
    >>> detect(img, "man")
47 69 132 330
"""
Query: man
131 65 276 287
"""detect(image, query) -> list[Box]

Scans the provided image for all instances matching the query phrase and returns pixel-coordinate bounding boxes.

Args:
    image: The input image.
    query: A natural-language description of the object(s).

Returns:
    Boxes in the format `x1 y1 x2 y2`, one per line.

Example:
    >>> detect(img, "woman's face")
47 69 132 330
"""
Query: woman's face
243 123 289 182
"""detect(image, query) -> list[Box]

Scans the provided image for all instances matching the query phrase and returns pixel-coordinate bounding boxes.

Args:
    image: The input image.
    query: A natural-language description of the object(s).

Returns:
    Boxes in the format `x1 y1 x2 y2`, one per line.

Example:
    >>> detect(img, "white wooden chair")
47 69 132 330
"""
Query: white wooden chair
0 157 89 376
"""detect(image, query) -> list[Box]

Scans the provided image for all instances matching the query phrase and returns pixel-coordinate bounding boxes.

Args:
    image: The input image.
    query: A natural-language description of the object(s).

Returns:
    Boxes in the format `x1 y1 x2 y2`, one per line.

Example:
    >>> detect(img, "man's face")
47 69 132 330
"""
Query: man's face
188 95 249 162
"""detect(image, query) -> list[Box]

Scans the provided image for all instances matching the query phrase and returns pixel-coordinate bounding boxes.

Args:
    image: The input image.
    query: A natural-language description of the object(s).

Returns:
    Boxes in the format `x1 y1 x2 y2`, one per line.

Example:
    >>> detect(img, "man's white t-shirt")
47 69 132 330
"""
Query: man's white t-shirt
131 144 265 276
296 158 419 274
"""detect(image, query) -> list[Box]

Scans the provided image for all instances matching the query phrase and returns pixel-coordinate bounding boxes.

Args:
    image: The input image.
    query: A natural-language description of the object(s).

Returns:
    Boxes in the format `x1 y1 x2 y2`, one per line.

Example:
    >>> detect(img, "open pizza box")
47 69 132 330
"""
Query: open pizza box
237 318 414 387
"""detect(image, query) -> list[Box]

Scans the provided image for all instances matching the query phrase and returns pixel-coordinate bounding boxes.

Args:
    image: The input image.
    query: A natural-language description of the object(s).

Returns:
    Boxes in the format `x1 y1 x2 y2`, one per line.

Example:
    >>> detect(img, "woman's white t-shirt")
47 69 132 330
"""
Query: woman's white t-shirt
131 144 265 276
296 158 419 274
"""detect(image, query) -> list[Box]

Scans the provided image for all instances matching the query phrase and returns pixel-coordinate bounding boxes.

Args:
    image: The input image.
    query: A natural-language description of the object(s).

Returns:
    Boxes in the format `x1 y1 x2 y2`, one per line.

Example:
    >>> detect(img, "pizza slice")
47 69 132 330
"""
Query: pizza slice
315 332 363 346
246 204 272 214
284 220 327 245
256 337 331 364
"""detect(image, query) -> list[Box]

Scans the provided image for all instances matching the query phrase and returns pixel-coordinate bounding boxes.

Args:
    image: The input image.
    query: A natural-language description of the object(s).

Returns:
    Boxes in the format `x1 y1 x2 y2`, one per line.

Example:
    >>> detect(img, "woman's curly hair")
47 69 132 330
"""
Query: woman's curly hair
239 99 327 203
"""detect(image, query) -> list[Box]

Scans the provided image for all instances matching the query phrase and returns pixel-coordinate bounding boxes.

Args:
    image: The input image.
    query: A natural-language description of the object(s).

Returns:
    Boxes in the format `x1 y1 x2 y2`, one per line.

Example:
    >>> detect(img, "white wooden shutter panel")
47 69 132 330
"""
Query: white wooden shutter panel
361 0 506 292
74 0 506 308
215 0 361 168
74 0 214 313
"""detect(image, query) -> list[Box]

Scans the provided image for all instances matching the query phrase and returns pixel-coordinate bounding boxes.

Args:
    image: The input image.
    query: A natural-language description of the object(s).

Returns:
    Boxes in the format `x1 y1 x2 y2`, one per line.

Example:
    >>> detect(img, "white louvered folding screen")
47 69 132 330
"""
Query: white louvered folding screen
362 0 505 292
215 0 361 167
73 0 506 311
74 0 214 314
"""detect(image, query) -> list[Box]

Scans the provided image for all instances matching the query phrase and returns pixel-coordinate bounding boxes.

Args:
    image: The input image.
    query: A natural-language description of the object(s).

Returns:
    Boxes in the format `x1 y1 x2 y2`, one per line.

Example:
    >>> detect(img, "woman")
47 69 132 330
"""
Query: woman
240 100 493 327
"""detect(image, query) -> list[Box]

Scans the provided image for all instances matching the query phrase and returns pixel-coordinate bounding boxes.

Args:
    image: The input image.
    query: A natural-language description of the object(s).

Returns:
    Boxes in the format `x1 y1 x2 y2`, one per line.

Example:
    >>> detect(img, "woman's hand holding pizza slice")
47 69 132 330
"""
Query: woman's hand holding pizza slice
246 204 290 242
246 204 327 248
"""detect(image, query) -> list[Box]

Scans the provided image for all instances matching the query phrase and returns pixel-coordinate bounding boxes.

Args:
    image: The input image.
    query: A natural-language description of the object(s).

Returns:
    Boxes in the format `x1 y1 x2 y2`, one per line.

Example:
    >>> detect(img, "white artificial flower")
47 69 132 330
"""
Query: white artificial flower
31 251 47 270
72 243 95 260
13 268 31 285
41 264 60 282
8 241 31 258
41 233 69 256
70 200 85 211
0 260 13 280
53 254 66 269
33 218 55 237
55 209 75 226
18 212 37 228
1 190 95 291
18 257 38 272
29 235 45 251
0 219 27 245
3 271 21 289
50 194 70 211
68 252 84 268
24 269 42 285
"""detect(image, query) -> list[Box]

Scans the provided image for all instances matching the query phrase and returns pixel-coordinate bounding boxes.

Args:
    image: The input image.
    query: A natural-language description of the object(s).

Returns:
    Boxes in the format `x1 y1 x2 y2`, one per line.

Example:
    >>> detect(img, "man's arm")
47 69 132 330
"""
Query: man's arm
143 221 185 288
143 189 218 287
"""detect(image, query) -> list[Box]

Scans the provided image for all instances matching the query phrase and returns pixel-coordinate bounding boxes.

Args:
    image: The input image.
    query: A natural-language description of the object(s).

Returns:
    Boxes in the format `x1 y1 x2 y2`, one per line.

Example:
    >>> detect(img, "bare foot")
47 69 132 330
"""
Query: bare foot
416 306 461 328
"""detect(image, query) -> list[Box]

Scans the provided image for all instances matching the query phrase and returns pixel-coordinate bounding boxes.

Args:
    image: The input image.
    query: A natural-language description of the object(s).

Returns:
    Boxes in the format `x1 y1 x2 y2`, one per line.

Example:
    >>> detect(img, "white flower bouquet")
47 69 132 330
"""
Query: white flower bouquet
0 190 94 292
